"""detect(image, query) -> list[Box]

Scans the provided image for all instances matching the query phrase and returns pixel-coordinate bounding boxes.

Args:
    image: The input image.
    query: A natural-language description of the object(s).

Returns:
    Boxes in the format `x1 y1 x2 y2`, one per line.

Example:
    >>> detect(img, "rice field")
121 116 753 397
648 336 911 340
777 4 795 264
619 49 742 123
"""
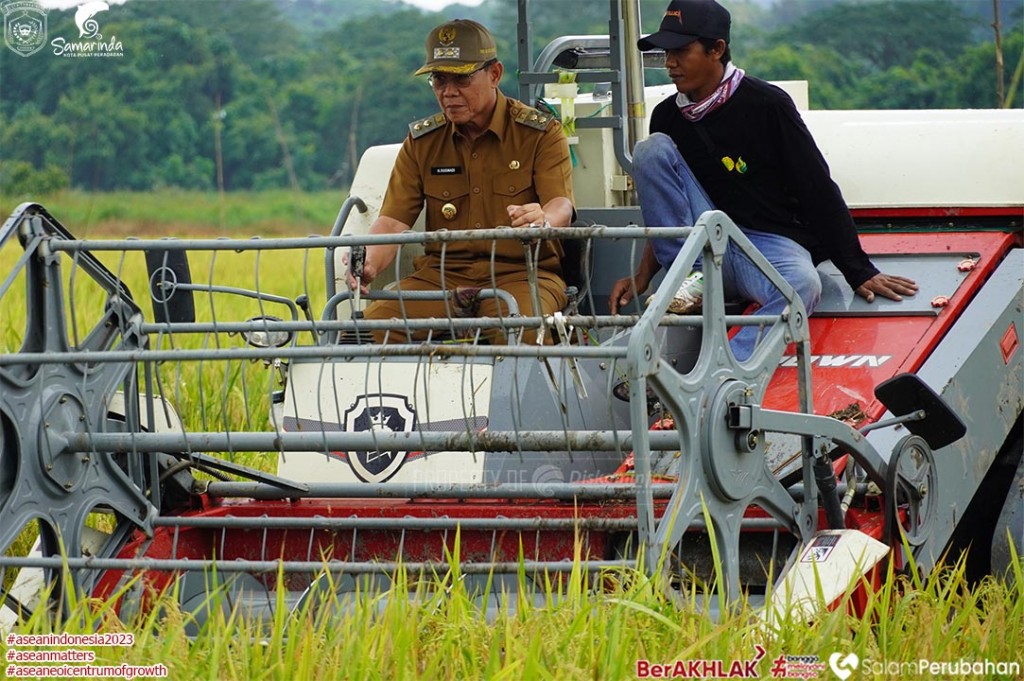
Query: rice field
0 190 344 238
1 200 1022 680
1 554 1021 680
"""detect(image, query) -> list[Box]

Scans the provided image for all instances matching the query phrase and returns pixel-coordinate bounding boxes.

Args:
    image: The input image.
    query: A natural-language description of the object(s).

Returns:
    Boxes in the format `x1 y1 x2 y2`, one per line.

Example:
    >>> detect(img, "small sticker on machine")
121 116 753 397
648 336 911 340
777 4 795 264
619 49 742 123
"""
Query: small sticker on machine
801 534 840 563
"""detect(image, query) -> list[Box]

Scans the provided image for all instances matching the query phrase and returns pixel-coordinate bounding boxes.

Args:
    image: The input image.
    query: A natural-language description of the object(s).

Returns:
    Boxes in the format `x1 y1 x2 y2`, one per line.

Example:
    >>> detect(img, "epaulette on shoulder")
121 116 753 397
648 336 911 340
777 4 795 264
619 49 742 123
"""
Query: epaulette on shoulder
511 104 556 131
409 112 447 139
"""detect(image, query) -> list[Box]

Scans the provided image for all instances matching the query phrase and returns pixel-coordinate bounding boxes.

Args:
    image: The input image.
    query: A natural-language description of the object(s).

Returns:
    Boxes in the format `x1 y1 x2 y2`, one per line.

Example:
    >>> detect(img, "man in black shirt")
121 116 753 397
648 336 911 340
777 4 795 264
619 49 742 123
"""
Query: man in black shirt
609 0 917 360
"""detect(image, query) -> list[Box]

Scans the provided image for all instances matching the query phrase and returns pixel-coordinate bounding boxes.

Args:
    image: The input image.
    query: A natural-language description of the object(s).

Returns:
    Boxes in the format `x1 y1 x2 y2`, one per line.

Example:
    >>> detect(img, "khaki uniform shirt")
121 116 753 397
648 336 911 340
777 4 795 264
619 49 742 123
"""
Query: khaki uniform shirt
379 91 574 268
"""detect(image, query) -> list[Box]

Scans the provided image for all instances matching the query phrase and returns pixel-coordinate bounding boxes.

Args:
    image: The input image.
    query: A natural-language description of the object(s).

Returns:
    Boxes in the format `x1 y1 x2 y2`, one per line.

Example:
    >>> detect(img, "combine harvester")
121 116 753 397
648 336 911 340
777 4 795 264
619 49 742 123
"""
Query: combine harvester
1 0 1021 627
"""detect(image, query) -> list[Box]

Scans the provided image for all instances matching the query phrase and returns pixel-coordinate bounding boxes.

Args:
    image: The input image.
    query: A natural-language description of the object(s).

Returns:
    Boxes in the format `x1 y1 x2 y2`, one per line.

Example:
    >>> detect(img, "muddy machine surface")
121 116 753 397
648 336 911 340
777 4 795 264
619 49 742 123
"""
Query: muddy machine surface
2 0 1022 626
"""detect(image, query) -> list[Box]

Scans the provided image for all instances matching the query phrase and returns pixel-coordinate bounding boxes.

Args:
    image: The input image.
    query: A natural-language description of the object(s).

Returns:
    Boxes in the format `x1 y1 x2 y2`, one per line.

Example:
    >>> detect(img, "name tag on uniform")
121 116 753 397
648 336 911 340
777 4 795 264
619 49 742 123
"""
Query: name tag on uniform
431 166 462 175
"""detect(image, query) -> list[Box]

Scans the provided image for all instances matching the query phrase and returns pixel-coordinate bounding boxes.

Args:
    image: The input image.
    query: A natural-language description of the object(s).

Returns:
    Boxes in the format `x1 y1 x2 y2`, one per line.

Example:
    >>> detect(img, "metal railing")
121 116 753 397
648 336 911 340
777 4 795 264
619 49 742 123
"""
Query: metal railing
1 200 885 615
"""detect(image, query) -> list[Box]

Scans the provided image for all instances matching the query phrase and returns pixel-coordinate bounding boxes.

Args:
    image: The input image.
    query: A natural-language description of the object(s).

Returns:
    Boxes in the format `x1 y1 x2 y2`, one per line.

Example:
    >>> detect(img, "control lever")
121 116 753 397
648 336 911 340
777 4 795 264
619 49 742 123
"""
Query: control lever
295 294 317 343
349 245 366 311
347 245 367 344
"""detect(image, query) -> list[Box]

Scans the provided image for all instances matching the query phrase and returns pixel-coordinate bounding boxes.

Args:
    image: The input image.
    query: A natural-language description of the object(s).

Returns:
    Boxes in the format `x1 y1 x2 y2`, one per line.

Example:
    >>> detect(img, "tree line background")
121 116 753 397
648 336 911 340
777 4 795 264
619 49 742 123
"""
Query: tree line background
1 0 1020 196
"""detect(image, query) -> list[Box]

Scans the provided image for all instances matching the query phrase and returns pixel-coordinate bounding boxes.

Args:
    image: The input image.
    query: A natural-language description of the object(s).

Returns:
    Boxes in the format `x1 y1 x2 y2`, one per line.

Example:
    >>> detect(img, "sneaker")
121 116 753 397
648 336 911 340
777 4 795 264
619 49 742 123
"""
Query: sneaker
646 272 704 314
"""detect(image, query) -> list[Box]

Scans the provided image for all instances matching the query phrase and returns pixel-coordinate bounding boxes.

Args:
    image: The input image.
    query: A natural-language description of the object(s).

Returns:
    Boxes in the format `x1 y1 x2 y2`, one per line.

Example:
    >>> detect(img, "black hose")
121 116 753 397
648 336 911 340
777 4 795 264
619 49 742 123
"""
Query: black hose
814 455 846 530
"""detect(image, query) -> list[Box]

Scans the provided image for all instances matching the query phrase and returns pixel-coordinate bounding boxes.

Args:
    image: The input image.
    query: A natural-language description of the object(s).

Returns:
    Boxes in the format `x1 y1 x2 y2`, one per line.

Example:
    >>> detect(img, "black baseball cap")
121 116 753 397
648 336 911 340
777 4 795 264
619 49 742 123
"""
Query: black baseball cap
637 0 731 51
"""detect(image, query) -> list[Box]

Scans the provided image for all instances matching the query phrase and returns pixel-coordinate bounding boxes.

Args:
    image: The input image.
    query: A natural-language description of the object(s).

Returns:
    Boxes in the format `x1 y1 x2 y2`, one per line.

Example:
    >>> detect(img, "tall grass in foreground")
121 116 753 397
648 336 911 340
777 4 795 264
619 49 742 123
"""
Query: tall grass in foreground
1 553 1021 680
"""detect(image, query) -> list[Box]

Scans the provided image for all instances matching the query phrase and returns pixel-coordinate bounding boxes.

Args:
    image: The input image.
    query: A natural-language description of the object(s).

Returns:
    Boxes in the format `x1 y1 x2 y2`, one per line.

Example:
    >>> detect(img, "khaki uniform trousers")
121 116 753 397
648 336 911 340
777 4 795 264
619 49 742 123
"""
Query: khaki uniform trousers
362 255 567 345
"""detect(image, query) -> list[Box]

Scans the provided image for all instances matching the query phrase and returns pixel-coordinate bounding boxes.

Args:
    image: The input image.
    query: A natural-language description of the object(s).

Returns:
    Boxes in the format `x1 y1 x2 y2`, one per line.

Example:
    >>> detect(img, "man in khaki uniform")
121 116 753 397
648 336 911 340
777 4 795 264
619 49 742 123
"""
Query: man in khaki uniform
351 19 575 344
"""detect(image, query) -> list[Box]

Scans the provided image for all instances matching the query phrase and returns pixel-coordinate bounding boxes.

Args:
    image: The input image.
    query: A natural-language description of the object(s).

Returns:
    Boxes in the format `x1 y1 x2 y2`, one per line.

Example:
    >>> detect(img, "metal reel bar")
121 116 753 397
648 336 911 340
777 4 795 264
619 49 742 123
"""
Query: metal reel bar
0 206 156 611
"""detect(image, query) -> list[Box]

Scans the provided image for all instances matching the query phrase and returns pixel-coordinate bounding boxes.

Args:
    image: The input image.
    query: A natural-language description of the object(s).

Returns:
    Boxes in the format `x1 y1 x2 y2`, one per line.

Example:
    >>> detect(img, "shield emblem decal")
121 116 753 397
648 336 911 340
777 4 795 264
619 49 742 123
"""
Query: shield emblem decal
343 394 416 482
3 1 48 57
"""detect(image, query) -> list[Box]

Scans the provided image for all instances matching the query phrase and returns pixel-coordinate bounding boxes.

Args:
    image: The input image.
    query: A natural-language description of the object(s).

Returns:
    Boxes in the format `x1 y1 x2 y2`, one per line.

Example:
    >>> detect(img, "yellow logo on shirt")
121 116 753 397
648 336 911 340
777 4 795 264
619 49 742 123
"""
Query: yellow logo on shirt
721 156 748 174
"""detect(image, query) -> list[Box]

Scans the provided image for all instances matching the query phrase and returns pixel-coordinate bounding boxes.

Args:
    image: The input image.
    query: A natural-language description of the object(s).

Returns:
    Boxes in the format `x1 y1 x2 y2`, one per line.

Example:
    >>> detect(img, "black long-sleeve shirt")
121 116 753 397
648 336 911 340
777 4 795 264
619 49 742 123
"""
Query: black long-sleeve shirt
649 76 878 289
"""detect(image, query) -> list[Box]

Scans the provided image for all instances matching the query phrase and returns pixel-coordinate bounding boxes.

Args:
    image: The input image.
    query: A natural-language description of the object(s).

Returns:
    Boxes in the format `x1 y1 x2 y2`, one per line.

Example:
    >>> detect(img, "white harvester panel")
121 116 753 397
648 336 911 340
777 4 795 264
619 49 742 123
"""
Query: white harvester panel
278 358 493 484
760 529 890 626
805 109 1024 209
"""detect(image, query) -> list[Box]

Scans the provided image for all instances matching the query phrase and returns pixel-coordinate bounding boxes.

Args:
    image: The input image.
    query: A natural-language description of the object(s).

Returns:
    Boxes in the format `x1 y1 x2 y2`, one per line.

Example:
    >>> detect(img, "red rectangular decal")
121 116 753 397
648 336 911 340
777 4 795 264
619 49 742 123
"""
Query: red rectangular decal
1000 324 1019 364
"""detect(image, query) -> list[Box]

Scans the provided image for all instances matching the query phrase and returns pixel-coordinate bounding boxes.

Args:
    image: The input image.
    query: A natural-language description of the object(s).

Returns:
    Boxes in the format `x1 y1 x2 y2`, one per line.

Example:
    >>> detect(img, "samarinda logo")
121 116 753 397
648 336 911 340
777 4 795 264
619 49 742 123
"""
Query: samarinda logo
74 0 107 38
51 0 123 57
2 0 48 57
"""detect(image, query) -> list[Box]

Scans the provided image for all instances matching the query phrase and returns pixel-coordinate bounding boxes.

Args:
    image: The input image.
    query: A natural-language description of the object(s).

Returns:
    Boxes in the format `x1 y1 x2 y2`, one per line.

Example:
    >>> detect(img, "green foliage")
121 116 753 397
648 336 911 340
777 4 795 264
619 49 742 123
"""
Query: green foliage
1 104 73 170
0 0 1018 194
743 7 1023 111
779 0 979 72
0 160 70 197
743 43 863 109
954 30 1024 109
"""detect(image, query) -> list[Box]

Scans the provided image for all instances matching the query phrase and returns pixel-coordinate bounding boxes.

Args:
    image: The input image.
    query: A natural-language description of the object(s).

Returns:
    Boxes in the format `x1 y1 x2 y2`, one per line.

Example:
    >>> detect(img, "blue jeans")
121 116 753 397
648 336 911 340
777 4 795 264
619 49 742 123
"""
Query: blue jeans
633 133 822 361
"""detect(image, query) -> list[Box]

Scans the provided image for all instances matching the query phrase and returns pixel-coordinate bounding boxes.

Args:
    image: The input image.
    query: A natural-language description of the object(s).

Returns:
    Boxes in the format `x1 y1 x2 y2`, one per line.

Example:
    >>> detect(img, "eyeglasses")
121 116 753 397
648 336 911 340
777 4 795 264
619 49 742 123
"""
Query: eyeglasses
427 61 496 91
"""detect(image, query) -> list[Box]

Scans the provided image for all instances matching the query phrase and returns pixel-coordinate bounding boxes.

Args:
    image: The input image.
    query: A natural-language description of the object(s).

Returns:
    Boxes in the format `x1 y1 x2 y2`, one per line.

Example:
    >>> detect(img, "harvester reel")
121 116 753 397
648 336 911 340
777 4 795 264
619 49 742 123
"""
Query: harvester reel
702 381 770 502
885 434 938 547
0 205 155 611
628 211 815 605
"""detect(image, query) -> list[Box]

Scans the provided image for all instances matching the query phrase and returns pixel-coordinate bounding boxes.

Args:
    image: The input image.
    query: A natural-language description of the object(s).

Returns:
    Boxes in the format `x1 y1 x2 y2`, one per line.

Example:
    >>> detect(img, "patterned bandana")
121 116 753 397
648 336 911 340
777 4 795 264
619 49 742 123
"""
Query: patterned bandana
676 63 745 122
